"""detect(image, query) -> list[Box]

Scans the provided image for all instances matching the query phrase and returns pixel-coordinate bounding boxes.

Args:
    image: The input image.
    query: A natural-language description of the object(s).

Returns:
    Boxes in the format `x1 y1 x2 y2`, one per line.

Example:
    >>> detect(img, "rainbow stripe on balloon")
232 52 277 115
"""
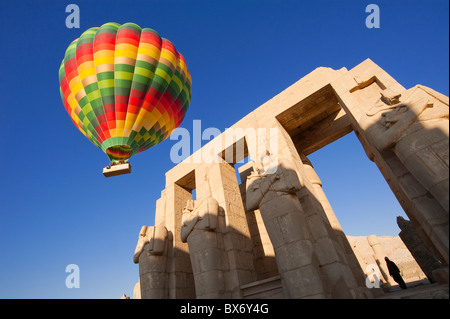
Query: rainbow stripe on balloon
59 22 191 162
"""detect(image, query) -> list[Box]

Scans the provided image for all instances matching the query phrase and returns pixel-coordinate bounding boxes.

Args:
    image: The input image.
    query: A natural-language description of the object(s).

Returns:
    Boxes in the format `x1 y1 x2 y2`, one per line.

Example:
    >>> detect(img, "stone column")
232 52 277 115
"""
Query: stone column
133 225 169 299
133 282 141 299
271 122 361 298
157 184 196 299
333 65 449 266
239 162 279 281
246 159 327 298
195 160 257 298
359 86 449 265
397 216 443 283
181 197 228 298
367 235 396 286
301 155 367 288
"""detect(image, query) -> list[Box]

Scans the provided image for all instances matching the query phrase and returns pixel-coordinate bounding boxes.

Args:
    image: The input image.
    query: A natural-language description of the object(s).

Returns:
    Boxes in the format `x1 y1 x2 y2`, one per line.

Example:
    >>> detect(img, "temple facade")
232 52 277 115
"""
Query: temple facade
133 59 449 299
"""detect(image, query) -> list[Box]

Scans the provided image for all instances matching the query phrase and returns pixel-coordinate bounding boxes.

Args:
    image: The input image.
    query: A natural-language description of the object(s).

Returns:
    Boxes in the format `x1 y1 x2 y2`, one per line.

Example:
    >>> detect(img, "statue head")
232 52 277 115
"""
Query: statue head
184 199 195 212
257 150 279 175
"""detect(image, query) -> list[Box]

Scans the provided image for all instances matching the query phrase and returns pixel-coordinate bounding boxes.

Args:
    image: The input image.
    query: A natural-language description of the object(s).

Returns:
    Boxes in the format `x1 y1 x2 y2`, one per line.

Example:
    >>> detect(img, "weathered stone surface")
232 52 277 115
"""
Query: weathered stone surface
246 160 327 298
133 225 169 299
180 196 229 298
397 216 443 283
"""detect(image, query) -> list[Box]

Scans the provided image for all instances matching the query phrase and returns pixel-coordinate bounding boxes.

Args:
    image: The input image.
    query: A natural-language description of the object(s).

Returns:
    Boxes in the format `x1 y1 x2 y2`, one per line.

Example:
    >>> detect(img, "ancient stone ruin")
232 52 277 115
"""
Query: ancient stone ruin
133 59 449 299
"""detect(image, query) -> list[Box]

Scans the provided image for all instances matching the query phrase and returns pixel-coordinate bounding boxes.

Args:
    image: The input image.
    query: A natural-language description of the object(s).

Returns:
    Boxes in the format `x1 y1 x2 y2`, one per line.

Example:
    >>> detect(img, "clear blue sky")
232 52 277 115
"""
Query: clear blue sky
0 0 448 299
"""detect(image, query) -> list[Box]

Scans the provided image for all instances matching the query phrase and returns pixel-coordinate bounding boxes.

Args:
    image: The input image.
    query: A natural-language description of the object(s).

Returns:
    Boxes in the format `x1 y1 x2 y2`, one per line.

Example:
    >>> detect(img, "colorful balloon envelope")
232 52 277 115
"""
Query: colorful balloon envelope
59 22 191 167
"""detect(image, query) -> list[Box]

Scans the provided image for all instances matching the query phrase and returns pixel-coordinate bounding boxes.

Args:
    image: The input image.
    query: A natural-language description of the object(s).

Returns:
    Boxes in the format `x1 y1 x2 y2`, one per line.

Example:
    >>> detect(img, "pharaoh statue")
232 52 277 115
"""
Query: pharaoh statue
246 158 327 298
133 225 169 299
180 196 225 298
361 85 449 212
360 85 449 265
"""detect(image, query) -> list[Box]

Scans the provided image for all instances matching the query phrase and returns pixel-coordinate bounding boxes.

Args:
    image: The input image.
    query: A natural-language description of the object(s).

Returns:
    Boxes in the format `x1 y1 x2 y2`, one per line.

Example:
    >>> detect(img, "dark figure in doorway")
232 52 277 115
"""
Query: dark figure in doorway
385 257 407 289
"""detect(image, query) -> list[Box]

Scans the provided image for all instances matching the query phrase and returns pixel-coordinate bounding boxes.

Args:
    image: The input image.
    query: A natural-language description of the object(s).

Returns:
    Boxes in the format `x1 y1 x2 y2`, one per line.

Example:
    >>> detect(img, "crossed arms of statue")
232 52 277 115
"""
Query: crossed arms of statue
180 197 219 243
133 225 168 263
364 85 448 152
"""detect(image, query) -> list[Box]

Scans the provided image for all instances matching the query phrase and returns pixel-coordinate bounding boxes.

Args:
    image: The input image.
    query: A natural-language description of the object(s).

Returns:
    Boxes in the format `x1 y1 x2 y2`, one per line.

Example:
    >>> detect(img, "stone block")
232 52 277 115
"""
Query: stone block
398 172 428 199
275 240 315 272
306 213 329 241
314 237 341 266
412 195 448 227
139 255 166 274
429 180 449 210
195 270 228 298
403 147 448 190
194 247 227 273
240 275 285 299
282 264 326 298
227 249 253 272
188 229 219 250
276 212 310 243
140 272 167 289
223 231 253 252
432 267 449 284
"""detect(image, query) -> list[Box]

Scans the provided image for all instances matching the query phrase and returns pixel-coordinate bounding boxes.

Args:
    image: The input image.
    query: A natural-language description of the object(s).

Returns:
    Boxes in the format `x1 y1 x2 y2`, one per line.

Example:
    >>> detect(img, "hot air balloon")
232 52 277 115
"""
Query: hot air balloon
59 22 191 177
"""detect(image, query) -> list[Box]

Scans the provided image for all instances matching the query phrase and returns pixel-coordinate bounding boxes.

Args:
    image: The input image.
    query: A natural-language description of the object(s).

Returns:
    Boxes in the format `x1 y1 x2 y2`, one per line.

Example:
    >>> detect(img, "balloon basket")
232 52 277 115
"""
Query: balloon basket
103 162 132 177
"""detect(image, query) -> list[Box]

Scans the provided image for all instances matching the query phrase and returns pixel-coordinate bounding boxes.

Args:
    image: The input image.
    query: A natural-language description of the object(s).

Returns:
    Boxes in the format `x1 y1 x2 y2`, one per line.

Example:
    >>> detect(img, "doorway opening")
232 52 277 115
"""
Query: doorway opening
307 132 407 237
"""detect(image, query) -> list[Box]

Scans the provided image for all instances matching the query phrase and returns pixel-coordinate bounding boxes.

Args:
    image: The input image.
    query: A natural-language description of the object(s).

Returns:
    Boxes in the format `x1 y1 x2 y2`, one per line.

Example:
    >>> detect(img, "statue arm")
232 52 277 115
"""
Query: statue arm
180 215 200 243
371 98 432 151
146 225 167 255
374 111 416 151
203 197 219 230
133 249 141 264
246 180 265 211
133 237 149 264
